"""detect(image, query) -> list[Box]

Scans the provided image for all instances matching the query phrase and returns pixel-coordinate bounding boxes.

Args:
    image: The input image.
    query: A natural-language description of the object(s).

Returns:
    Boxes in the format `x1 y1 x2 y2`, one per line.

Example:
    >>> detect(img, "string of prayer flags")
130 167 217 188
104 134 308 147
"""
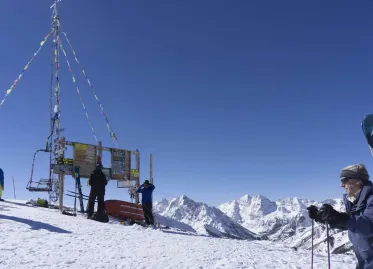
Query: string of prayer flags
61 31 118 144
0 32 51 108
58 39 99 142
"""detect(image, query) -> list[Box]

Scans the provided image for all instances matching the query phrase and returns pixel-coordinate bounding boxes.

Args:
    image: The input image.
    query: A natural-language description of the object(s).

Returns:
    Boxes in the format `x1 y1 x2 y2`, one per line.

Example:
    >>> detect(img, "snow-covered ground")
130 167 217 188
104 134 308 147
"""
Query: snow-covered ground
0 200 356 269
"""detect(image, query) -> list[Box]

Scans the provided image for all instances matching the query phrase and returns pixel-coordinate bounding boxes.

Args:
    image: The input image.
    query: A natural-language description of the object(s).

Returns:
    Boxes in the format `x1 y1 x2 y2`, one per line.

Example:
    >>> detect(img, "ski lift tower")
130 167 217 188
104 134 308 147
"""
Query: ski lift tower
1 0 150 212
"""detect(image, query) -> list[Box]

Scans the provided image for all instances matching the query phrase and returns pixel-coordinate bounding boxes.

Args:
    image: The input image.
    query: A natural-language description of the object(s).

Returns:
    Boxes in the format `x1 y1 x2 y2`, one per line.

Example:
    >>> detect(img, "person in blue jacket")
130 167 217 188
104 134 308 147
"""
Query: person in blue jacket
0 168 4 201
307 164 373 269
136 180 155 226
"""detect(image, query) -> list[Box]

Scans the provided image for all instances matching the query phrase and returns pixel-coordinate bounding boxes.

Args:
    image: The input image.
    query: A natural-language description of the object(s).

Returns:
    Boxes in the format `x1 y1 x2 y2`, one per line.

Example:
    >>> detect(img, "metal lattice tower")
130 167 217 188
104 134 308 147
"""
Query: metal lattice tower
48 1 63 203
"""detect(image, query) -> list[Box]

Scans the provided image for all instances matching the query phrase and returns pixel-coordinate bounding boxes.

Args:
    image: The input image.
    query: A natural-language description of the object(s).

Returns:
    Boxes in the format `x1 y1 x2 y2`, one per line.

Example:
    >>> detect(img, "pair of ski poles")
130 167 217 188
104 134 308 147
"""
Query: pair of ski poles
311 219 331 269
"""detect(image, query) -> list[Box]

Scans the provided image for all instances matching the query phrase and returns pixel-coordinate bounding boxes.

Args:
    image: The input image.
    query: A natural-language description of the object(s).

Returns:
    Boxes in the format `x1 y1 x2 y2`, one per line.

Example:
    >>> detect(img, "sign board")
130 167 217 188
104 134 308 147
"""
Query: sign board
111 149 129 180
73 143 97 178
56 158 74 165
102 168 111 180
52 164 73 175
117 180 133 188
54 138 66 157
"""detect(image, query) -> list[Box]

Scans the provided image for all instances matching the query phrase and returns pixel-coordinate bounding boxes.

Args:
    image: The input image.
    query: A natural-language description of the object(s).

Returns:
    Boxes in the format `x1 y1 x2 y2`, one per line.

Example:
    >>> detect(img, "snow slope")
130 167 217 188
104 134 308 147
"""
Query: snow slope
0 199 355 269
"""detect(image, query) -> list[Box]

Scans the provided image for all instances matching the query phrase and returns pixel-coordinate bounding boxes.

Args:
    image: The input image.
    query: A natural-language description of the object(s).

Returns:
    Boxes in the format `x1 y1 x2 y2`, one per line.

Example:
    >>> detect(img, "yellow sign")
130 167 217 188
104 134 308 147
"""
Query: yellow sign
73 143 97 178
131 169 139 178
75 143 87 151
56 158 73 165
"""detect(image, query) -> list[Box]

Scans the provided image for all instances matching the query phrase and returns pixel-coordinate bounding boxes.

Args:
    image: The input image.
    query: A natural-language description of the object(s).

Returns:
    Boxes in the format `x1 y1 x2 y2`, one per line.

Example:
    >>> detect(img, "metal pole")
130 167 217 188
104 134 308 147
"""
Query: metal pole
58 137 65 211
12 176 16 199
135 149 140 204
52 1 61 142
52 0 63 209
73 174 77 215
98 141 102 163
59 172 64 211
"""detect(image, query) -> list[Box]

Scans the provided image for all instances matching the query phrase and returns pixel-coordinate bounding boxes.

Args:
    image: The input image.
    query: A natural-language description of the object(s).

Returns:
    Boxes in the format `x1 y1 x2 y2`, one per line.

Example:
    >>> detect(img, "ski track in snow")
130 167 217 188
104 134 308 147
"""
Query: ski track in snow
0 200 355 269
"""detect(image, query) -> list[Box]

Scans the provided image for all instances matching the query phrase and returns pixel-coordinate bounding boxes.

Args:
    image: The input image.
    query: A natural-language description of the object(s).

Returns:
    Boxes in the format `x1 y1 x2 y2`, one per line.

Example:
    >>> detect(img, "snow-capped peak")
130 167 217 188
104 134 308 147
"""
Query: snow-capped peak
238 194 252 203
218 193 276 226
249 194 277 217
153 198 171 215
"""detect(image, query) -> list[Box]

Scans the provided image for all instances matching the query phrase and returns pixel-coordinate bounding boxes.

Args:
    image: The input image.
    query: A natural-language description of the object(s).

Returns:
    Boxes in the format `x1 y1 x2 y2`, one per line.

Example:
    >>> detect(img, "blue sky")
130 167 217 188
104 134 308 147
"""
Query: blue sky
0 0 373 207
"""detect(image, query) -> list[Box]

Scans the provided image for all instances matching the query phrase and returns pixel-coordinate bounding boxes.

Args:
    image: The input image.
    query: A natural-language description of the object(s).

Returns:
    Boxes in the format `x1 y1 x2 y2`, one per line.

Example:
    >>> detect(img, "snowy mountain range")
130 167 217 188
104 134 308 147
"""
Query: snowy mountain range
154 195 260 240
154 194 354 255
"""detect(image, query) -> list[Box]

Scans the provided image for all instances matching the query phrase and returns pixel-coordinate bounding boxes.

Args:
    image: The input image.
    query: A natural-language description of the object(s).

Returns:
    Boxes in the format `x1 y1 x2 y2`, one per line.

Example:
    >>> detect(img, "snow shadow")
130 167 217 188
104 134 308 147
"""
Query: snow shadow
161 229 207 238
0 206 11 212
0 204 17 211
0 215 72 234
2 200 35 208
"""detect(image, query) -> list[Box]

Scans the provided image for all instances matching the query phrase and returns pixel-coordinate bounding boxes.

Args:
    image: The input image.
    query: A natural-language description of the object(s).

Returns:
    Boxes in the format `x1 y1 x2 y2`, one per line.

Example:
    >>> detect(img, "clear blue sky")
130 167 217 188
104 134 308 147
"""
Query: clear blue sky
0 0 373 207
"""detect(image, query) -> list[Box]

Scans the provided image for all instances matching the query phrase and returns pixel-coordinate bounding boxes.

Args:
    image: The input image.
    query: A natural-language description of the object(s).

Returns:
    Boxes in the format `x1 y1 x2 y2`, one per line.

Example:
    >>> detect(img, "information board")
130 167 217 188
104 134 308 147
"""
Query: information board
52 164 73 175
53 158 73 175
73 143 97 178
102 168 111 180
111 149 128 180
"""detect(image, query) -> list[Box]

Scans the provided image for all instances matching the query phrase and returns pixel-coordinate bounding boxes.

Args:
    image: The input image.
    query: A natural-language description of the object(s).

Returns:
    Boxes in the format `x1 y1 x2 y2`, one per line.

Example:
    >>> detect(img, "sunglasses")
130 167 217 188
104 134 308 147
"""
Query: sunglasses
341 177 351 184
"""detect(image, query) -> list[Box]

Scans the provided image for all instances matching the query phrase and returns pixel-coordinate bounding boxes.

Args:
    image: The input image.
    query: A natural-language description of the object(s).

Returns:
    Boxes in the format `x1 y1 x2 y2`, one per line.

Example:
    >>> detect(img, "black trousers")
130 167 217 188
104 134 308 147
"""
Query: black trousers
87 189 105 218
142 203 154 225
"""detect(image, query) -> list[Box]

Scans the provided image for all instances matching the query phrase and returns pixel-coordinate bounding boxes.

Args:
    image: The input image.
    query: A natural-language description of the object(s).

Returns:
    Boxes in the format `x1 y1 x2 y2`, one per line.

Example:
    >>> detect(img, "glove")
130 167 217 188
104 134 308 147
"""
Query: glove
317 204 350 226
307 205 319 221
317 204 335 223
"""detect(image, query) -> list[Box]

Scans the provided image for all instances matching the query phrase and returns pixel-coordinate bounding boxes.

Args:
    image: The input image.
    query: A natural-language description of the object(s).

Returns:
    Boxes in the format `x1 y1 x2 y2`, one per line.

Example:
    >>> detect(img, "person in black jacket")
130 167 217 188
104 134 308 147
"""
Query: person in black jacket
86 164 108 219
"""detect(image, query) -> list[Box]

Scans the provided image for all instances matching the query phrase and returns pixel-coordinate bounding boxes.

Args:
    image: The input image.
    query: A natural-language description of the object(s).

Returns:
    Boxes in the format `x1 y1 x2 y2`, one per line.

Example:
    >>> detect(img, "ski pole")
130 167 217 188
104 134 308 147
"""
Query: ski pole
326 223 331 269
73 177 77 216
311 219 314 269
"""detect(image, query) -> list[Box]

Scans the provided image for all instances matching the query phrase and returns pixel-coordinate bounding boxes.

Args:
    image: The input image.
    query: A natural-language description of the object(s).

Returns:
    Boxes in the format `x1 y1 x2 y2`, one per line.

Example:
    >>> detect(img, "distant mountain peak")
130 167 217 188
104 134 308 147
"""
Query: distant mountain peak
238 194 252 202
252 194 269 199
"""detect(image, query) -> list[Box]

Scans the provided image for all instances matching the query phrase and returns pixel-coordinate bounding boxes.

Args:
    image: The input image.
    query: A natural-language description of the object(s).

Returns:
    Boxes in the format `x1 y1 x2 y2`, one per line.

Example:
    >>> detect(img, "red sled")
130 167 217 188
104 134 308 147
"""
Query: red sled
105 200 145 222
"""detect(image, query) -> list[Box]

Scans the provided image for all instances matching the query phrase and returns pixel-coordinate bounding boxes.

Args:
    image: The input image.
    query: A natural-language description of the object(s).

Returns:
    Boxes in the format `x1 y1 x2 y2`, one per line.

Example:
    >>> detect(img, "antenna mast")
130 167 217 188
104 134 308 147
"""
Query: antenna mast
51 0 61 141
49 0 63 203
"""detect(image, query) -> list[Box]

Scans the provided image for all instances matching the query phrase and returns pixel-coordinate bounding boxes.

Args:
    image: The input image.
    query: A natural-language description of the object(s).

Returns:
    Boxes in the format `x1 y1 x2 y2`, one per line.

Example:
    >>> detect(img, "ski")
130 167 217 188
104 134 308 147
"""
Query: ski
74 167 85 214
67 190 88 198
66 190 98 202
